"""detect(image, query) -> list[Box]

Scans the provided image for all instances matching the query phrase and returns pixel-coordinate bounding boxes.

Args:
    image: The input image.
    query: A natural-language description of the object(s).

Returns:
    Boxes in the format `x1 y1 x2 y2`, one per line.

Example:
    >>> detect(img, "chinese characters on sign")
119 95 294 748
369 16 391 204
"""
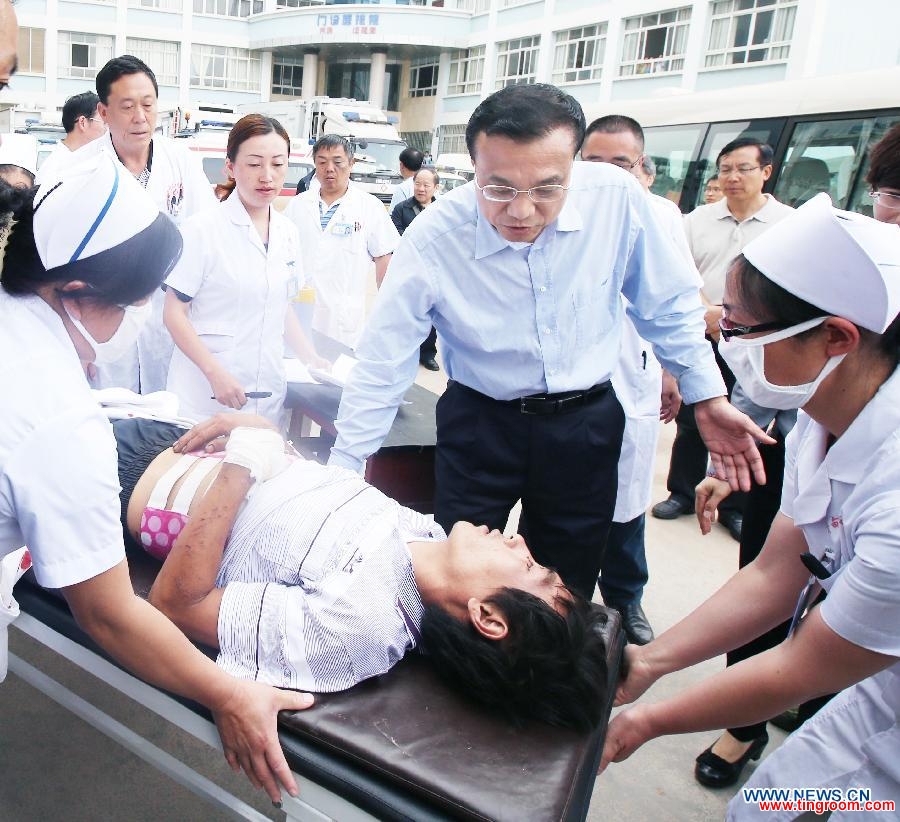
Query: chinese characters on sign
317 13 379 36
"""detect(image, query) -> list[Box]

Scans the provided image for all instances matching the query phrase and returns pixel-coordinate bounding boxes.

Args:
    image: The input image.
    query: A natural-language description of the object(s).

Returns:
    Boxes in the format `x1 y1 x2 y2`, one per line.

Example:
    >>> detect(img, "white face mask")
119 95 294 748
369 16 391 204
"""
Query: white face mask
65 300 152 366
718 316 845 411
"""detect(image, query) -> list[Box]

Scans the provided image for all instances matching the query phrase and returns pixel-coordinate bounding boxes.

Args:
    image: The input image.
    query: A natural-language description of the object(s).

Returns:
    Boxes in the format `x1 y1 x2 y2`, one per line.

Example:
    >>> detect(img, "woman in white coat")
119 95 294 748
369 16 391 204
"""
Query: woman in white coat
0 146 312 802
601 194 900 820
164 114 323 429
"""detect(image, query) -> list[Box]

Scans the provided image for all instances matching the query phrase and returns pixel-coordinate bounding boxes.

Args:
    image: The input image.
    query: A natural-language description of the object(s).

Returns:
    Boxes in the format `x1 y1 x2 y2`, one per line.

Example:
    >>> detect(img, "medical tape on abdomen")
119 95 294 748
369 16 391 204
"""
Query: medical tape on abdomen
169 456 222 515
146 454 199 511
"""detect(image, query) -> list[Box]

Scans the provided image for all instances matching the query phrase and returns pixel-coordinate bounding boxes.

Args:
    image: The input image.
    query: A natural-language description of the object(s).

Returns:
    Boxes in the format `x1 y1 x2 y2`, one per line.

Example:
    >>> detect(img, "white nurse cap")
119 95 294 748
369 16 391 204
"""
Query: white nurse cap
0 134 37 176
33 140 159 271
742 193 900 333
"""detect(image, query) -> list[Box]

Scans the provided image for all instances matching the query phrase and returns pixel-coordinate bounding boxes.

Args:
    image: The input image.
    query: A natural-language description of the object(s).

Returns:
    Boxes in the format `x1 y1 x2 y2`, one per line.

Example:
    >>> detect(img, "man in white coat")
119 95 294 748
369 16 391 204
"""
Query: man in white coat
581 115 699 645
93 54 217 393
34 91 107 185
284 135 398 350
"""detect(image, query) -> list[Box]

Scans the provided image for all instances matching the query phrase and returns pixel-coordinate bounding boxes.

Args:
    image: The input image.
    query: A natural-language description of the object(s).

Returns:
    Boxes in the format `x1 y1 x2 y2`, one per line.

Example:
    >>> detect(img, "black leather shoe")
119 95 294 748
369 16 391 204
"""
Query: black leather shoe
694 733 768 788
651 496 692 519
616 602 654 645
419 356 440 372
718 510 743 542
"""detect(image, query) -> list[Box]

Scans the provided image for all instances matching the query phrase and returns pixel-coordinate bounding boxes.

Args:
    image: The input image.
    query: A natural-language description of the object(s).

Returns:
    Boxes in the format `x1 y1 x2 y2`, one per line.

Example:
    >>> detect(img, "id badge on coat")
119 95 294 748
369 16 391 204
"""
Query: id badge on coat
330 222 353 238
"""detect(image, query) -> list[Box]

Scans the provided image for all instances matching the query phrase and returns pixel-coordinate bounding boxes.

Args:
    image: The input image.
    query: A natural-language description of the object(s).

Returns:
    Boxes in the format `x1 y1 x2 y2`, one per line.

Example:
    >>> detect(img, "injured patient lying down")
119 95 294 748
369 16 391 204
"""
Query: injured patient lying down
113 414 609 730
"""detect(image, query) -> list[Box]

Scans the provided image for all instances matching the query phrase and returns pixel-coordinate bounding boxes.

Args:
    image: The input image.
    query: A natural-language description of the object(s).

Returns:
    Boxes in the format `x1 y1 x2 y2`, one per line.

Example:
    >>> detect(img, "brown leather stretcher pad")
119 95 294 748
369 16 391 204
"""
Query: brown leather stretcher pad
16 547 624 822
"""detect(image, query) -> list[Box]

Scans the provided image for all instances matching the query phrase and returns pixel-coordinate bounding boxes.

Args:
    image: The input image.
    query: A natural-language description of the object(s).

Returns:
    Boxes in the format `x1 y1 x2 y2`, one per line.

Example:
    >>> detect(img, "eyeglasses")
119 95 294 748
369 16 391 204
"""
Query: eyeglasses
718 164 763 176
718 318 792 341
607 156 643 171
474 181 569 203
869 190 900 210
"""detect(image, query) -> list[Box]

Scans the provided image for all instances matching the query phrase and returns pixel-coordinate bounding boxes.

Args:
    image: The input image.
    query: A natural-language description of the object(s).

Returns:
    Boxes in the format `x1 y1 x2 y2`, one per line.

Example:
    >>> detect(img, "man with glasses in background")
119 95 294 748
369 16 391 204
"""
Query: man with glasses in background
35 92 106 185
328 84 773 599
652 137 793 542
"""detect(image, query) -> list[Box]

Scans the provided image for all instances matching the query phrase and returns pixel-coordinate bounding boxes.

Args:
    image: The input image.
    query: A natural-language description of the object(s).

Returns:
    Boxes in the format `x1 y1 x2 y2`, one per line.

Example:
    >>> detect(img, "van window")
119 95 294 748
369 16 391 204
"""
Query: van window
202 157 227 185
774 115 900 213
642 123 707 210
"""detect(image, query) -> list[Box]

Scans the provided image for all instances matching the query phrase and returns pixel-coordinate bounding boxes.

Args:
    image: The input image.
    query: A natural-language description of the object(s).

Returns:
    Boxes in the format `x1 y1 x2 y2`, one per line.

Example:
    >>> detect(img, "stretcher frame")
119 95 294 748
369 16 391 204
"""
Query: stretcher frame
12 558 622 822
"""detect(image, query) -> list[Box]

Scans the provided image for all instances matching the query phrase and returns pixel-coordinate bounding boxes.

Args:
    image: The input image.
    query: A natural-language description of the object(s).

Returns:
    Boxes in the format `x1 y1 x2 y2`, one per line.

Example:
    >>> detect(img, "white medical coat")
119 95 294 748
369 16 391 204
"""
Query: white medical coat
95 134 217 394
610 194 700 522
728 368 900 821
284 186 399 349
165 194 302 429
0 291 124 589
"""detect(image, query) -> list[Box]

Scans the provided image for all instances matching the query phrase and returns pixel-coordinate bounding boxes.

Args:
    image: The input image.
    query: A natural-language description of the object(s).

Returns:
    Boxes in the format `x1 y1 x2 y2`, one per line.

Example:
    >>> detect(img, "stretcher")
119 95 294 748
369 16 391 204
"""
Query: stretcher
10 546 624 821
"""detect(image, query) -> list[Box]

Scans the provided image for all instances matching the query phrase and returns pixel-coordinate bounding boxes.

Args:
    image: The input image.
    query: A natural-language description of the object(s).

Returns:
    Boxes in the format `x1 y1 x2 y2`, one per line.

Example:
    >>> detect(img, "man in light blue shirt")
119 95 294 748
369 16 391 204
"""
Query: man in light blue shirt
389 146 423 213
329 84 772 597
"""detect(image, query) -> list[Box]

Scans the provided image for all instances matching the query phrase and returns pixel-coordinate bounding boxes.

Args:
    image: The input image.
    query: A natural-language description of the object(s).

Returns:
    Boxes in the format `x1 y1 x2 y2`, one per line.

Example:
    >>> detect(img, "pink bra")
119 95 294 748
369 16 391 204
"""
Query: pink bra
139 454 221 561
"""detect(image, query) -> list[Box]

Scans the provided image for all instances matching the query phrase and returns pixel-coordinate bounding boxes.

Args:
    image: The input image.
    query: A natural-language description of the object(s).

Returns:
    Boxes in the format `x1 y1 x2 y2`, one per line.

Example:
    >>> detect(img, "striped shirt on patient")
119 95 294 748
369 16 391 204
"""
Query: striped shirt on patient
215 458 443 692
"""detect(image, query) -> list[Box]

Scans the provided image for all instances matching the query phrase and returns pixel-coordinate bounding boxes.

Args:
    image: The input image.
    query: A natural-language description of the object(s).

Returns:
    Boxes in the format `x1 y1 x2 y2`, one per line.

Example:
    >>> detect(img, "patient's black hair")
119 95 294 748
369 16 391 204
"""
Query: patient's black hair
421 589 609 731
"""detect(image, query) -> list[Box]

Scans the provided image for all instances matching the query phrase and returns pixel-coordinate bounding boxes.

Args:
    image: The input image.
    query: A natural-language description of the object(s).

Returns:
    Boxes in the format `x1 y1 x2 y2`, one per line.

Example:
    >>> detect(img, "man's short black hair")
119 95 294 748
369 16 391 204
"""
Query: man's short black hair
584 114 645 152
62 91 100 133
421 589 610 731
465 83 586 160
717 137 774 168
399 147 424 173
312 134 353 161
96 55 158 104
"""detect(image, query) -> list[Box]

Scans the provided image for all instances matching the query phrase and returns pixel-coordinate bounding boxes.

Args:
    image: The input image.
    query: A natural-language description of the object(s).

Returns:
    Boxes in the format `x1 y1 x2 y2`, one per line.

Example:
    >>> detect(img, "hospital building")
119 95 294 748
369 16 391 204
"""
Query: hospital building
7 0 900 154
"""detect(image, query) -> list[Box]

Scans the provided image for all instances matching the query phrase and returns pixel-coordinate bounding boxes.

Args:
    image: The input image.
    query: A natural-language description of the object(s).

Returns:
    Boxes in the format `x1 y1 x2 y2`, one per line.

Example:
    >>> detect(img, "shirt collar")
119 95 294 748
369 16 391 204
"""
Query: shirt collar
791 368 900 524
718 193 781 224
473 195 583 260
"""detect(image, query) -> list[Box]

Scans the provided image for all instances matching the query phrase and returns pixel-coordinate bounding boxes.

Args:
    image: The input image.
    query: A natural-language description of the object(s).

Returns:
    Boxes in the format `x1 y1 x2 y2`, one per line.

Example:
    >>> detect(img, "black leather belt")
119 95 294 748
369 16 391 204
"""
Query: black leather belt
453 380 612 415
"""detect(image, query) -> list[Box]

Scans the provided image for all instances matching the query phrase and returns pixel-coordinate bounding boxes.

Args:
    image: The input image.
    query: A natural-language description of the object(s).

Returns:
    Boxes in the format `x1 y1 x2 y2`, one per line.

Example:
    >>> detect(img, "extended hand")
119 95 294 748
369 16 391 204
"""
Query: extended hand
694 397 775 491
213 679 314 803
694 476 732 536
659 370 682 424
173 413 276 454
599 706 655 773
614 643 657 707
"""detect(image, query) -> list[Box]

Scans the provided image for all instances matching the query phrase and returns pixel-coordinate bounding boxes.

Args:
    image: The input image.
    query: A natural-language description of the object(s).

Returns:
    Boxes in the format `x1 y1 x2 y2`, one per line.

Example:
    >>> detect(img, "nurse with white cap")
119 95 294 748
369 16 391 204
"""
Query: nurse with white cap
601 194 900 819
0 144 313 802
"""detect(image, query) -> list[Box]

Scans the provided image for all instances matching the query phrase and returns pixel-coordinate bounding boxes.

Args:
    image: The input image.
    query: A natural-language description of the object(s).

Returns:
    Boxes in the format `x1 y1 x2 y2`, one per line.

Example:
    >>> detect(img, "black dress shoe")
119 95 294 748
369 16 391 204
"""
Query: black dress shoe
651 496 692 520
419 356 440 372
694 733 768 788
616 602 654 645
718 510 743 542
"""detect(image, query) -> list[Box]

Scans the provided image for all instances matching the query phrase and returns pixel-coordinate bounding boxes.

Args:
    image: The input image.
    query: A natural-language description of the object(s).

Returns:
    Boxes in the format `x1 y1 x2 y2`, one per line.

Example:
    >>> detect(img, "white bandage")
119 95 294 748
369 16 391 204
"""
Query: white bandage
223 427 290 483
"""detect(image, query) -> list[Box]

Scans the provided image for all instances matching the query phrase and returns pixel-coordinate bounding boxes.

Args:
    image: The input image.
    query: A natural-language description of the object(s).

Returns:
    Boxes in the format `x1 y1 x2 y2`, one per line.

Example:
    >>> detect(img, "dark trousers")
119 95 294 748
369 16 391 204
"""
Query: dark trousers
420 327 437 361
725 434 831 742
665 340 745 515
434 381 625 599
598 514 648 607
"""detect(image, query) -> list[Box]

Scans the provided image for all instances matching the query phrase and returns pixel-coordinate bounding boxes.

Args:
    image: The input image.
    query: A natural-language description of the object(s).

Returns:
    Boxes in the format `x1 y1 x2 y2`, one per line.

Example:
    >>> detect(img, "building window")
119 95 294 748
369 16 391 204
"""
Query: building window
495 36 540 89
129 0 183 10
553 23 607 84
619 7 691 77
705 0 798 67
190 44 261 91
17 28 45 74
272 57 303 96
436 124 467 156
126 38 180 86
58 32 114 80
446 46 484 95
193 0 263 18
409 57 438 98
457 0 491 12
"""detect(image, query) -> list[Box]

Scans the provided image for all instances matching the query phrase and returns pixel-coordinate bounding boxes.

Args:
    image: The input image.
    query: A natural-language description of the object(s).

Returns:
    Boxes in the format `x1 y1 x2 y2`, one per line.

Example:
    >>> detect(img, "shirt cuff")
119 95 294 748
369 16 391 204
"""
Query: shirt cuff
677 365 727 405
327 448 365 474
